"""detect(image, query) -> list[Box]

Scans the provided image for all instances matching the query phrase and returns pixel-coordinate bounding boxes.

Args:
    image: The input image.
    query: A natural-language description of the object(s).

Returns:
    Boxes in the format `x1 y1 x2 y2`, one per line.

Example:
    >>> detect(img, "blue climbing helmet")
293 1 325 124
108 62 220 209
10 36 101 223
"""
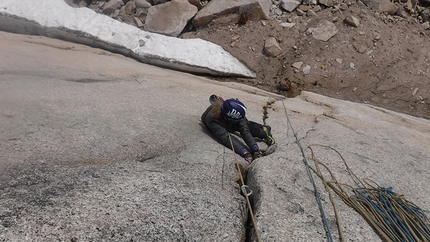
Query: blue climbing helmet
221 99 246 120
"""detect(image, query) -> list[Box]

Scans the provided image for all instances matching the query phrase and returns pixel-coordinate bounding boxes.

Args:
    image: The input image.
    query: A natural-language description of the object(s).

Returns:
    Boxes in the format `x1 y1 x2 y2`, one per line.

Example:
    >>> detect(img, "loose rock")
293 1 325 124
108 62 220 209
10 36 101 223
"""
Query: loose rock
281 22 296 28
319 0 334 7
280 0 300 12
354 44 366 53
145 0 198 37
192 0 269 27
292 61 303 69
344 15 360 27
102 0 124 15
264 37 283 57
379 0 398 15
302 64 311 74
134 0 152 8
308 20 338 41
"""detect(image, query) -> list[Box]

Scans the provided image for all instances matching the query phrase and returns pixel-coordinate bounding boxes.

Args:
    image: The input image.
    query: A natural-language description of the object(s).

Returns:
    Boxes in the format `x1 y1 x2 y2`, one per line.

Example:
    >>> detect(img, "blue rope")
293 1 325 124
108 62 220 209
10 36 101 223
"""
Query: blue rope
351 186 430 241
281 100 430 242
281 100 334 242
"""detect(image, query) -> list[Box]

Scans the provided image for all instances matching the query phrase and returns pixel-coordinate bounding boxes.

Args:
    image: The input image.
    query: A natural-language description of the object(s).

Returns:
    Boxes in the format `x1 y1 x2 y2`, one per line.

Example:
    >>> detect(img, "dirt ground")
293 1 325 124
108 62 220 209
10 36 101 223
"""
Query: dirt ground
186 4 430 120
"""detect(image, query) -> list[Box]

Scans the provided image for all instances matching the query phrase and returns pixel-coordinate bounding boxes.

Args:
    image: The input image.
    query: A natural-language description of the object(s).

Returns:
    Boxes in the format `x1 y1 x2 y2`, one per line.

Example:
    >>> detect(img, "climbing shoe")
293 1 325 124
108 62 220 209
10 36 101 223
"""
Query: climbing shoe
263 125 275 146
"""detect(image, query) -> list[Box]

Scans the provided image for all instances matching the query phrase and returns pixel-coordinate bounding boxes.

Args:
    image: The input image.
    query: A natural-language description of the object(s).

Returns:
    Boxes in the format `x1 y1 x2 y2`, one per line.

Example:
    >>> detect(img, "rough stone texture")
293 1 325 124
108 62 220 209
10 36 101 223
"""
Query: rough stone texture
344 15 360 27
58 0 430 122
145 0 198 37
102 0 124 14
188 0 204 9
124 1 136 15
280 22 296 28
307 20 338 41
379 0 399 15
188 0 430 121
2 31 430 241
280 0 300 12
361 0 400 14
247 92 430 241
319 0 334 7
256 0 272 20
360 0 379 9
134 0 152 8
264 36 282 57
0 32 255 241
153 0 169 4
192 0 268 28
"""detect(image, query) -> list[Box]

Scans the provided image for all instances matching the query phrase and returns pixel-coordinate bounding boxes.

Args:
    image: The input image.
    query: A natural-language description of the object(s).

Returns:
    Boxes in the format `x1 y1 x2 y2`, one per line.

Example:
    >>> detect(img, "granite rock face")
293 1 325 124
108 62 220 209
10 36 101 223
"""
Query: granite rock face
1 31 430 241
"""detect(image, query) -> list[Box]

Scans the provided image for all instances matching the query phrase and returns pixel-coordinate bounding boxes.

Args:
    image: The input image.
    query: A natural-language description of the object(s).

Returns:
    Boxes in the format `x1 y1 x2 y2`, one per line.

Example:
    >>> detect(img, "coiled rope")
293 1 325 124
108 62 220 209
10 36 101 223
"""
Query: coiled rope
281 100 334 242
307 144 430 242
282 100 430 241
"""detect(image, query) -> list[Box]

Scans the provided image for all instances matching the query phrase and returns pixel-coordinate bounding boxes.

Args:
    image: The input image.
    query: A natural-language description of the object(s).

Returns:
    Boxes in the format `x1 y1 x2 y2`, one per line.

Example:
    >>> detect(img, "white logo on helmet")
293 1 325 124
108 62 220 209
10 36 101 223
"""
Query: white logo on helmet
227 104 246 119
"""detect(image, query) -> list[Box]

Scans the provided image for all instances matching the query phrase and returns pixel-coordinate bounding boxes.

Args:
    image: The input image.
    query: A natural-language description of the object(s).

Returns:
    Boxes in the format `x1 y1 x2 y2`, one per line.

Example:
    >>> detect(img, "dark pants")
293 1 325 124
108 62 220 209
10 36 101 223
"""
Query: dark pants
247 121 267 139
229 120 266 140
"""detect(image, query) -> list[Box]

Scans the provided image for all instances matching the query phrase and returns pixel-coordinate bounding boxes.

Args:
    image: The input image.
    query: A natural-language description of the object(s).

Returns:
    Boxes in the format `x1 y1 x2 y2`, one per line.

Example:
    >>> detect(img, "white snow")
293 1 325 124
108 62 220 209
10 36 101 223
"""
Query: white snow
0 0 256 78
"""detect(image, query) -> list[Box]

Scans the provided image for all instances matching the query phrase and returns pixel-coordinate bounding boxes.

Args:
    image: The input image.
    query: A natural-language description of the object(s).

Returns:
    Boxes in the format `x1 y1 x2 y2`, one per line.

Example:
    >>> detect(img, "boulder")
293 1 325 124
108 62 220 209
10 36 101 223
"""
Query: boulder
280 0 300 12
192 0 269 28
379 0 398 15
360 0 398 14
188 0 204 9
124 1 136 15
145 0 198 37
102 0 124 14
256 0 272 19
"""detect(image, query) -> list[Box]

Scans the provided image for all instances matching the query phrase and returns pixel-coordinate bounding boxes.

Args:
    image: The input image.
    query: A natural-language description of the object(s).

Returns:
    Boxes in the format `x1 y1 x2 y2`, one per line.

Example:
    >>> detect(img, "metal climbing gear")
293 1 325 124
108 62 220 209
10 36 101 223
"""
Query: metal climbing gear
241 185 253 196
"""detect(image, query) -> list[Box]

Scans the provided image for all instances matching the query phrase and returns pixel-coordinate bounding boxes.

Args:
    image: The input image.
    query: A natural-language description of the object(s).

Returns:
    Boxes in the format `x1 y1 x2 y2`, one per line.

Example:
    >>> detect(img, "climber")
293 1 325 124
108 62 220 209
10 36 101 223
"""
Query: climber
201 95 276 164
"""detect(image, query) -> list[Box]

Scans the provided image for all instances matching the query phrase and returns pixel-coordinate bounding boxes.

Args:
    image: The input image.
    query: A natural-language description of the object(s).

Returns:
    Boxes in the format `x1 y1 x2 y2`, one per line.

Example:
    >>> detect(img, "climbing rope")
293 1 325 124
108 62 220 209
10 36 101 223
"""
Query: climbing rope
282 98 430 241
307 144 430 242
222 146 226 190
281 100 334 242
228 134 262 242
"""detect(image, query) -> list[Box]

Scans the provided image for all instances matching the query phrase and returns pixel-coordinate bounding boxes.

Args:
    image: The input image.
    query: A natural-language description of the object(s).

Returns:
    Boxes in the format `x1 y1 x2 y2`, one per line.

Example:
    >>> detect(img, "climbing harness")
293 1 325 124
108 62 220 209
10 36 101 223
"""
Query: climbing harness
228 133 262 242
281 100 335 242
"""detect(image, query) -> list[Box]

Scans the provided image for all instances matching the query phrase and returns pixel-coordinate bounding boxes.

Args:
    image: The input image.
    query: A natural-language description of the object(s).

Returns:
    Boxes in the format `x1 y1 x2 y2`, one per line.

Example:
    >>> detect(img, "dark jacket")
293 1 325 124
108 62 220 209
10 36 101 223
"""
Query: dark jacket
201 105 257 157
